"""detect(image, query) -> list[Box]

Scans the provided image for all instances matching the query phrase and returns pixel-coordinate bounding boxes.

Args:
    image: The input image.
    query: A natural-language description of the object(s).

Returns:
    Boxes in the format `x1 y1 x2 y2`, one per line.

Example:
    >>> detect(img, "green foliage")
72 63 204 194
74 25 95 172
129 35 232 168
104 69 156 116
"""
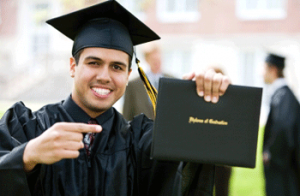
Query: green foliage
0 111 5 119
229 127 266 196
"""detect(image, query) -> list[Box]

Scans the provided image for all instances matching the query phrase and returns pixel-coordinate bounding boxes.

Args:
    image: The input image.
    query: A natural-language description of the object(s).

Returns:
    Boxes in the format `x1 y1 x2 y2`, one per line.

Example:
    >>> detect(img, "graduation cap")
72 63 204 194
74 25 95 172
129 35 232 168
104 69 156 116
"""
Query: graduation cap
265 53 285 69
46 0 159 114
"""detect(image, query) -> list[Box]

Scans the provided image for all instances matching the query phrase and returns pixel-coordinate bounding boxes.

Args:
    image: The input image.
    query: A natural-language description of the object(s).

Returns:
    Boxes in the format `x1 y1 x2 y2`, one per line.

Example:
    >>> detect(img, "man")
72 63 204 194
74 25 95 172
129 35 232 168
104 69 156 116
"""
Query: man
123 43 173 120
262 53 300 196
0 1 230 196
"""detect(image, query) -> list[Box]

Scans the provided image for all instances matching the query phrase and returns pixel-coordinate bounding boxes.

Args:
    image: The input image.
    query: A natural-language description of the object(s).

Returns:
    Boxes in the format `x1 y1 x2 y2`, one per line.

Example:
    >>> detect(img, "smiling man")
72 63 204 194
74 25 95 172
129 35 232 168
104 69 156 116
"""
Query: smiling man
71 48 132 118
0 1 230 196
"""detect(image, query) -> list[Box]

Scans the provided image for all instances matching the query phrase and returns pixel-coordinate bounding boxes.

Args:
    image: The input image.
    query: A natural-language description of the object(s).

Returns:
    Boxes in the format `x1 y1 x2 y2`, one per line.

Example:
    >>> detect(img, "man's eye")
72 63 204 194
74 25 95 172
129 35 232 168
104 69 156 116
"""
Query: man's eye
113 65 122 70
88 62 99 65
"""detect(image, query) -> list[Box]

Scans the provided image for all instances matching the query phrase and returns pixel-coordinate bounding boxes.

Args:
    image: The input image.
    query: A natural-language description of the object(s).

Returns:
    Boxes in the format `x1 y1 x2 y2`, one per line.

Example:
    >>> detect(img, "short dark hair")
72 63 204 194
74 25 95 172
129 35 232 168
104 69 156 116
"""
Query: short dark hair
73 49 84 65
73 48 132 70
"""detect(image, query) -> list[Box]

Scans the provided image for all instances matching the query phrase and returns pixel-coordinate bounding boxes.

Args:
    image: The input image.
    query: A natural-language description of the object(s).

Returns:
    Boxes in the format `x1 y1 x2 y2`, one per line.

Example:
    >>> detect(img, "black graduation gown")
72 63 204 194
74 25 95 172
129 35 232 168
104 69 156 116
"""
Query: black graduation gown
263 86 300 196
0 96 215 196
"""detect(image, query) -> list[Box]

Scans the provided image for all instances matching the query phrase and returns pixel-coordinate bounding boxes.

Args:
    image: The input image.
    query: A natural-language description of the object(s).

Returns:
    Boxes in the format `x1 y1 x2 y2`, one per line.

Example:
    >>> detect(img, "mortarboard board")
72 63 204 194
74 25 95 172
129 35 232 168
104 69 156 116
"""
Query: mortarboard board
46 0 160 57
265 53 285 68
46 0 159 114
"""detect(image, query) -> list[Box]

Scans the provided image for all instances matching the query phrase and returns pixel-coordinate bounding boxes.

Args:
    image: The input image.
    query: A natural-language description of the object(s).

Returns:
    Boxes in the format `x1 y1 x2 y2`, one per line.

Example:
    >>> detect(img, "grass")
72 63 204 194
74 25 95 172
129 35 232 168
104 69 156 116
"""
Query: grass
0 111 5 118
229 127 266 196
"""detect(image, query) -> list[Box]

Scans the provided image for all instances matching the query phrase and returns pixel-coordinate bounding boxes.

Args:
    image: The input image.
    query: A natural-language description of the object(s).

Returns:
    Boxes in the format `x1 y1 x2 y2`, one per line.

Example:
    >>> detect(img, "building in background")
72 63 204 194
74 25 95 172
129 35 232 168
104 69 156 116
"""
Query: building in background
0 0 72 102
1 0 300 121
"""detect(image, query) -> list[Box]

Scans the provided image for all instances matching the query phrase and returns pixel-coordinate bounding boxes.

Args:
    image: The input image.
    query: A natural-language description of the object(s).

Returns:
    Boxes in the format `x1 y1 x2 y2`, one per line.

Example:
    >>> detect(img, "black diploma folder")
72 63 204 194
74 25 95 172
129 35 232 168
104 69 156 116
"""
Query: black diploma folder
151 78 263 168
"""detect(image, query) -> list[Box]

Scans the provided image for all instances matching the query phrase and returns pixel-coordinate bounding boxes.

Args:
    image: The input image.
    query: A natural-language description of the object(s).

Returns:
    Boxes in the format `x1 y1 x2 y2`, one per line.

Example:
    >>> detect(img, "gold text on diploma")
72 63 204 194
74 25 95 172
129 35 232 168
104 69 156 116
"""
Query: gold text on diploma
189 117 228 125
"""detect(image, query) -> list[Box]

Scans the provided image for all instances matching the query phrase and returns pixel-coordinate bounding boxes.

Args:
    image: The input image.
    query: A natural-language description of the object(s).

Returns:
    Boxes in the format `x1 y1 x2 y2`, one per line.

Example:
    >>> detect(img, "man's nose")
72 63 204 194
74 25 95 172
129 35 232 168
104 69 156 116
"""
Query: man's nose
96 66 111 83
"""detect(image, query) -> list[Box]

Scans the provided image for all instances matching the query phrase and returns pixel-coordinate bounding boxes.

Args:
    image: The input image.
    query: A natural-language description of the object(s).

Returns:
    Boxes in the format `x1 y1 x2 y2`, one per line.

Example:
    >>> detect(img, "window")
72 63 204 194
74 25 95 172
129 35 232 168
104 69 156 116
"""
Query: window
32 3 49 27
157 0 200 23
236 0 286 20
238 50 264 87
31 2 50 54
0 1 2 25
28 1 51 72
163 49 193 77
240 52 255 85
32 34 49 54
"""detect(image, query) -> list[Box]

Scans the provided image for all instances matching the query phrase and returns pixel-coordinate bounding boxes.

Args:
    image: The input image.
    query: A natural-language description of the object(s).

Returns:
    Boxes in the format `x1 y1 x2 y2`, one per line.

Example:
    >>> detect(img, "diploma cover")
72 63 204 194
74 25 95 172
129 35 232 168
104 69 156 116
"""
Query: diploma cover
151 78 263 168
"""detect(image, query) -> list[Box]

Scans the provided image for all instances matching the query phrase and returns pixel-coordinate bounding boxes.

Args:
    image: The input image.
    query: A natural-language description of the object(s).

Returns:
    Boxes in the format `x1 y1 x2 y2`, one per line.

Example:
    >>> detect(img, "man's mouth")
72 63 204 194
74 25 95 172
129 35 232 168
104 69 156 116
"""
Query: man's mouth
92 87 111 96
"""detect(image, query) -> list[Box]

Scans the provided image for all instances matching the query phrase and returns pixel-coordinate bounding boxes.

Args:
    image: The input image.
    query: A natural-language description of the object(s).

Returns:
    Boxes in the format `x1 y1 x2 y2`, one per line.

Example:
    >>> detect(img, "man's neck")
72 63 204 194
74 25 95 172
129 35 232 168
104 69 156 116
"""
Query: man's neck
71 94 106 118
269 78 286 96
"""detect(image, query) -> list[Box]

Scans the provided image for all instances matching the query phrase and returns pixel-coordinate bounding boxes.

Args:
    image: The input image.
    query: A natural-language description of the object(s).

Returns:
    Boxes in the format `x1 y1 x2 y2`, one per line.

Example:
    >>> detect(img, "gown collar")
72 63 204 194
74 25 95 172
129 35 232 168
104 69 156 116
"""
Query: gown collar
269 78 287 98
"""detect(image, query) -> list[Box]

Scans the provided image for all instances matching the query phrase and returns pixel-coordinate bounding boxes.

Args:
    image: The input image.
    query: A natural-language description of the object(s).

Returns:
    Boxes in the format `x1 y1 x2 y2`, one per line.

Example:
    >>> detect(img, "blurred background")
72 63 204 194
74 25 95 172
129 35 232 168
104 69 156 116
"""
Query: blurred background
1 0 300 195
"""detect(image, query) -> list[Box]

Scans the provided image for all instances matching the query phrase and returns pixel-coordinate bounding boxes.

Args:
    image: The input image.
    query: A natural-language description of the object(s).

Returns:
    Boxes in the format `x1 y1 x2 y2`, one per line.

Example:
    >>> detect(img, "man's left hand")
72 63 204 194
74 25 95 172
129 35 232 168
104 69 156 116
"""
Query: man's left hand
183 69 231 103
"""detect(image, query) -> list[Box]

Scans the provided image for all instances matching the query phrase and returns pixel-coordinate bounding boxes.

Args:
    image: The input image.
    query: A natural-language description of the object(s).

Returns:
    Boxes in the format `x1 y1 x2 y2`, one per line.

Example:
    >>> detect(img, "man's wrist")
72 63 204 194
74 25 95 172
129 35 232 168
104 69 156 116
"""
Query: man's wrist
23 140 38 172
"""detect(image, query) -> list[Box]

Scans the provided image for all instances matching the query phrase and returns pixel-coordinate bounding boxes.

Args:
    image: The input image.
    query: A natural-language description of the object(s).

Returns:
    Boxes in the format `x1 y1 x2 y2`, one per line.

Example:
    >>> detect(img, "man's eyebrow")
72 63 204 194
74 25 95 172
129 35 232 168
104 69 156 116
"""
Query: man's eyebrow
84 56 128 67
84 56 102 61
113 61 128 68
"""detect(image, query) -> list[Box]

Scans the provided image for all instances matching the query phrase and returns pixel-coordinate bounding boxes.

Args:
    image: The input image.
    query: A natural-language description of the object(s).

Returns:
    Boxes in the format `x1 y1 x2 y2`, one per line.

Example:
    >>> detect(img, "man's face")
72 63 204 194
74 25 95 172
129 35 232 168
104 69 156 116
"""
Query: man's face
70 47 132 117
262 63 275 84
146 50 162 74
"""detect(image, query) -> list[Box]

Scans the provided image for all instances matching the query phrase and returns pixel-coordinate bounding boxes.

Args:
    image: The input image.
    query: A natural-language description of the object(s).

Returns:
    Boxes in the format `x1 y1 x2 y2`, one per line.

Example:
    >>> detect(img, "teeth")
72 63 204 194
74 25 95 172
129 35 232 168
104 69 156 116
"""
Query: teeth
93 88 110 95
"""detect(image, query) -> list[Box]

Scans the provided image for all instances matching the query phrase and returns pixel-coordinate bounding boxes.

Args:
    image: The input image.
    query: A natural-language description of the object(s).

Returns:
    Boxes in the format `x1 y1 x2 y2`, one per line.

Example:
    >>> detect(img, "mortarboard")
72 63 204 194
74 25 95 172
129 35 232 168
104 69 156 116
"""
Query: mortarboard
265 53 285 69
46 0 159 114
46 0 160 57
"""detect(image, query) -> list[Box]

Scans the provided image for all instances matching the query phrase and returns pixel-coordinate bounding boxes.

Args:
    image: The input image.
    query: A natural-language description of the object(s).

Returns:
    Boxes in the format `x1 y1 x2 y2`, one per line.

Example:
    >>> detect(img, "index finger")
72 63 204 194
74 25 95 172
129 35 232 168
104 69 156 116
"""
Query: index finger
54 122 102 133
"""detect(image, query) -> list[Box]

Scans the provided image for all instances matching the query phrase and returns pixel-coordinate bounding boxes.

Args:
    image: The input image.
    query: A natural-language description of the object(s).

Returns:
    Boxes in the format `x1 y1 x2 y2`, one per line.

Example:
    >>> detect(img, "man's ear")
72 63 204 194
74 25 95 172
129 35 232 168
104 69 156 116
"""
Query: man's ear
70 57 76 78
127 68 132 80
269 65 277 76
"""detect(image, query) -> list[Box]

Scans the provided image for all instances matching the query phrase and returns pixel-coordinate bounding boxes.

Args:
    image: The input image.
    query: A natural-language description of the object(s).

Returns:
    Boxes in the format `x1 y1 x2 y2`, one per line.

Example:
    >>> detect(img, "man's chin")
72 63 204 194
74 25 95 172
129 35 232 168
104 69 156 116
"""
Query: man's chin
90 105 111 113
95 99 116 109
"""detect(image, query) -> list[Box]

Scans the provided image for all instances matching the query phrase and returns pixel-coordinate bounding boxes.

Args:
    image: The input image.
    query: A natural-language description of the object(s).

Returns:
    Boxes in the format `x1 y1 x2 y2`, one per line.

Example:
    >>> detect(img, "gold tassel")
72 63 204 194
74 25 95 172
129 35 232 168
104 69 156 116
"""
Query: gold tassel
136 58 158 116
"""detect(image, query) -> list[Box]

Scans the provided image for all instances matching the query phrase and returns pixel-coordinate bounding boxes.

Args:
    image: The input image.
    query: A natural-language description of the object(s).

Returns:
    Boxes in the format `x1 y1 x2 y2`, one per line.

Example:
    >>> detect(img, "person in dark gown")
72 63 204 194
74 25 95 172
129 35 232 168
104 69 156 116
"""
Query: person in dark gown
123 43 174 121
262 53 300 196
0 1 230 195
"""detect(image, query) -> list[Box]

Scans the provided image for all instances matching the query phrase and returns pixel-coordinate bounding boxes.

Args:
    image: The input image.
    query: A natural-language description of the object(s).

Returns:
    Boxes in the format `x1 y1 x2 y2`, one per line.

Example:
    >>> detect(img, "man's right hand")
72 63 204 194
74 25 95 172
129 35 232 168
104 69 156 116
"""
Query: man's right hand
23 122 102 172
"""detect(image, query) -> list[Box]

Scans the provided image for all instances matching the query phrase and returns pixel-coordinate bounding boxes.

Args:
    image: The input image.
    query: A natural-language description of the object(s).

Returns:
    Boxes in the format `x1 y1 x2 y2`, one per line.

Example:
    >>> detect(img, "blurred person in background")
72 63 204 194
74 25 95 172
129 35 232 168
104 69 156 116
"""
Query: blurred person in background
262 53 300 196
123 43 173 120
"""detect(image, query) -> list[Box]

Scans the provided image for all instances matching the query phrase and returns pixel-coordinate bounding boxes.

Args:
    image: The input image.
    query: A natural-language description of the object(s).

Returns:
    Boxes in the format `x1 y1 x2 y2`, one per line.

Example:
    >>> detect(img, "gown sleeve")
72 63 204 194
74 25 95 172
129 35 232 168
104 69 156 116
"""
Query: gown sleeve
130 114 215 196
0 102 41 196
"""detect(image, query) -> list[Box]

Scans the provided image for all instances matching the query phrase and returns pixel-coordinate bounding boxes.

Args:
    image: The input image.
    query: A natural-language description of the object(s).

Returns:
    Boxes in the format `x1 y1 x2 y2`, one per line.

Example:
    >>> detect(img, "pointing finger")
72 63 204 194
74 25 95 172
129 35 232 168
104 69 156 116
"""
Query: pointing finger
53 122 102 133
